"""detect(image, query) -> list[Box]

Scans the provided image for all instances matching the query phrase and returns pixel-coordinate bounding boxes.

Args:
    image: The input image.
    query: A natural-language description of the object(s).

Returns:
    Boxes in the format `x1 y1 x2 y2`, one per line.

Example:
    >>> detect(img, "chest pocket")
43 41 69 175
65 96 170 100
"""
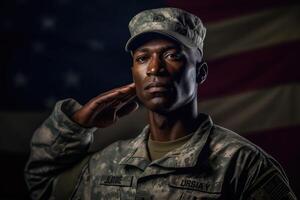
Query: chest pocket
169 175 223 200
91 175 134 200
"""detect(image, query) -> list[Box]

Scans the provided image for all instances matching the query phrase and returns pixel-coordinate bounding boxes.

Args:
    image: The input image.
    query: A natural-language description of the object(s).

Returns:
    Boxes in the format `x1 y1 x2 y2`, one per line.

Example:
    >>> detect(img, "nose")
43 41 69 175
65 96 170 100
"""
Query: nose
146 54 166 76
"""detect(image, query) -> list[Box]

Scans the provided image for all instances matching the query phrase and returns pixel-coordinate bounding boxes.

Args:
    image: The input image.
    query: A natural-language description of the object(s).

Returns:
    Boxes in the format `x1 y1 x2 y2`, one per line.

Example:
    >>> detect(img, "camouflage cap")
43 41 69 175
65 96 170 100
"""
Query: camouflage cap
125 7 206 54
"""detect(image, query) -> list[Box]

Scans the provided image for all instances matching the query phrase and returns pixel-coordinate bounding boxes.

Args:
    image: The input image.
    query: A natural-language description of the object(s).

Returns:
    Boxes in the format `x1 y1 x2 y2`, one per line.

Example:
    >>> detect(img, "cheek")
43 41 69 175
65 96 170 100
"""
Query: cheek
167 61 185 75
178 67 197 97
132 68 142 84
132 68 146 96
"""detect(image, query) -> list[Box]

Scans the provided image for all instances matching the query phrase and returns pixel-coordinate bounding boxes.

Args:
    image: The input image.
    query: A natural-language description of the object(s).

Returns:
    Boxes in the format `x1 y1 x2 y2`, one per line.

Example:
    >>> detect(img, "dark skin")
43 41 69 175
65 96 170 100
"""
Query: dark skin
72 37 207 142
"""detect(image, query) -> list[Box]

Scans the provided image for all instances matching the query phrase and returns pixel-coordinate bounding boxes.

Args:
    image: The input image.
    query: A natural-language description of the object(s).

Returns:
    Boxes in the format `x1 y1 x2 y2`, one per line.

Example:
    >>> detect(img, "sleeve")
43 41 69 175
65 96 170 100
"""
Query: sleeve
24 98 97 200
244 155 297 200
230 146 297 200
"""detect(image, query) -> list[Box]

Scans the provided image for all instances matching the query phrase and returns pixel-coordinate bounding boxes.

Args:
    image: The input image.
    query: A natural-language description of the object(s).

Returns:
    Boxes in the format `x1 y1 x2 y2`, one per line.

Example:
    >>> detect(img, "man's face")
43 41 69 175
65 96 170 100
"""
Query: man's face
131 38 201 113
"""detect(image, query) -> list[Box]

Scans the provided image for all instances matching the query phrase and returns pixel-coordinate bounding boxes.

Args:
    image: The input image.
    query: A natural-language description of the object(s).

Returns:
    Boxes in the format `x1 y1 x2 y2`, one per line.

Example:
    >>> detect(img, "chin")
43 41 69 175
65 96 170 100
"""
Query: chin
144 97 175 113
137 91 177 112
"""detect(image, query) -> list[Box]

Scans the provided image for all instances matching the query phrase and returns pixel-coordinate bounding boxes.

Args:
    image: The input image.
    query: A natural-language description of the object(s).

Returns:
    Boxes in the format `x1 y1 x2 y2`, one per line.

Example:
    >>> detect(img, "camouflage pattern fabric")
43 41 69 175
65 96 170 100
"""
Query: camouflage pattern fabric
24 99 297 199
125 7 206 54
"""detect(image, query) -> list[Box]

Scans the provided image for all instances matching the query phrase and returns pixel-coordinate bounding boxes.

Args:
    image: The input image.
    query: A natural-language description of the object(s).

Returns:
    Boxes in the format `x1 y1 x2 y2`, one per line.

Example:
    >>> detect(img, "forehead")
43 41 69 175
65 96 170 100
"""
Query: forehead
134 38 181 52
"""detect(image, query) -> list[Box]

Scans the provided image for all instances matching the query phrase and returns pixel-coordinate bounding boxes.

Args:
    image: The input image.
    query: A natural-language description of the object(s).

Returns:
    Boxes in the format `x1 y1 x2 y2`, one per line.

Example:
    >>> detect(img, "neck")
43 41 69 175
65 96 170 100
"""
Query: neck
148 98 199 141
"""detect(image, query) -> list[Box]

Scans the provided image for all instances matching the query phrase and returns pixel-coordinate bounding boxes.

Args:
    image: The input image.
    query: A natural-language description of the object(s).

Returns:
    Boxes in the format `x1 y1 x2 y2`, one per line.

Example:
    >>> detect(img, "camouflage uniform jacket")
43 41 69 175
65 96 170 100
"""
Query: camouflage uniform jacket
25 99 297 200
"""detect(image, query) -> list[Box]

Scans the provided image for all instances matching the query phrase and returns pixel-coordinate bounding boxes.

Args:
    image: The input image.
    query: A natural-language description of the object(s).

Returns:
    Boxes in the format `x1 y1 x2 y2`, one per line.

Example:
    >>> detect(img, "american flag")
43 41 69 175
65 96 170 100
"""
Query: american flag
0 0 299 199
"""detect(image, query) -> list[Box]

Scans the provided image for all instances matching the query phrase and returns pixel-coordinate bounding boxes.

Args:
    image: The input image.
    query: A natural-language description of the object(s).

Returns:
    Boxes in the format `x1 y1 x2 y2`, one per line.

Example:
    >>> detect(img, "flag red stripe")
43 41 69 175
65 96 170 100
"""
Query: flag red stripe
245 125 300 165
198 41 300 100
166 0 299 23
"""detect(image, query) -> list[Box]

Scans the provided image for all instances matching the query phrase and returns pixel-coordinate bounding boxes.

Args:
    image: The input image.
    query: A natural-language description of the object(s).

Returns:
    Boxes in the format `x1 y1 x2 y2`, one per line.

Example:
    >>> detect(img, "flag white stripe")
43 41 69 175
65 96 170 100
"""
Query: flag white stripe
205 4 300 60
199 83 300 134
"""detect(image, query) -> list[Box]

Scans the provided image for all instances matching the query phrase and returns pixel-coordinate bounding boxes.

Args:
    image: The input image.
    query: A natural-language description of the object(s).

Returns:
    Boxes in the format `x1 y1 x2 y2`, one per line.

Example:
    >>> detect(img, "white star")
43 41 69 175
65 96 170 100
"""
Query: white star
41 16 56 30
13 72 28 87
87 39 104 51
44 96 57 109
64 69 80 88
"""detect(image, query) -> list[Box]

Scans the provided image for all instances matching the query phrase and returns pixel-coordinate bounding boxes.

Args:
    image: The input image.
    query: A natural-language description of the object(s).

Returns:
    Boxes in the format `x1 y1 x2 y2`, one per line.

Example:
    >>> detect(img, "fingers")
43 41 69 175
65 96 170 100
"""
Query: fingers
86 83 136 116
103 83 135 95
96 83 135 99
116 100 139 118
94 83 136 104
92 98 138 128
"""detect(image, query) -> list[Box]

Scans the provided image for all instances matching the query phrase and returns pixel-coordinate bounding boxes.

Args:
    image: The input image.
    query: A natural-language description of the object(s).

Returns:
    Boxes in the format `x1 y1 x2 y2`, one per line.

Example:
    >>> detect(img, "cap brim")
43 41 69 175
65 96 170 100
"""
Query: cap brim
125 30 197 52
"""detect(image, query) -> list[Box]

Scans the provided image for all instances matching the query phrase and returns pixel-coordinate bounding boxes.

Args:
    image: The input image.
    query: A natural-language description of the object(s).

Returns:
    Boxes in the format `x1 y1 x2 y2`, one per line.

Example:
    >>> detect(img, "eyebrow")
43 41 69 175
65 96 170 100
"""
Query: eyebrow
135 45 181 54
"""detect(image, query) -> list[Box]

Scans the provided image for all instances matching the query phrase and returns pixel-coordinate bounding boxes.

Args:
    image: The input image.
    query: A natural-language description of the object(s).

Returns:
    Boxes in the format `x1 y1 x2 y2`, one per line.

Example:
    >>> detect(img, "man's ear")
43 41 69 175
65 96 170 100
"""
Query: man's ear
196 62 208 84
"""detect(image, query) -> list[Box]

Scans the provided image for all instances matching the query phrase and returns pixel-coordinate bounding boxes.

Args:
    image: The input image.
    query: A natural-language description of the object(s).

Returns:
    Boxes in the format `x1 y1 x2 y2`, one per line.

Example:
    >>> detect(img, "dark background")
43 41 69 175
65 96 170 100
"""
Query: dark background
1 0 299 199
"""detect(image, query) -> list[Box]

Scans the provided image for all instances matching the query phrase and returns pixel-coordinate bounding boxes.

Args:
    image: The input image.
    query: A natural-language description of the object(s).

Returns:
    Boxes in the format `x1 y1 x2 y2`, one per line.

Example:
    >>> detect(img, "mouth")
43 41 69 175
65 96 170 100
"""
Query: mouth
147 86 169 93
145 82 170 90
144 82 172 94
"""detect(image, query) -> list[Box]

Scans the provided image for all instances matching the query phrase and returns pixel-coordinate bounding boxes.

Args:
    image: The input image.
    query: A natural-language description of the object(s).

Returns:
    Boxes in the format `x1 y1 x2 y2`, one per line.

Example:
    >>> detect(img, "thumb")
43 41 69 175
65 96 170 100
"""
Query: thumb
116 101 139 118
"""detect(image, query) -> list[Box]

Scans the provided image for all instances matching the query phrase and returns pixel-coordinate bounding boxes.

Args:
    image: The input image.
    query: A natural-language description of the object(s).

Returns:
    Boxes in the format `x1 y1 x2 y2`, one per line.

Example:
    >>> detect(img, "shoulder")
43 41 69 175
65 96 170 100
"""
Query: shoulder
208 125 296 199
207 124 282 183
208 124 283 171
209 125 267 159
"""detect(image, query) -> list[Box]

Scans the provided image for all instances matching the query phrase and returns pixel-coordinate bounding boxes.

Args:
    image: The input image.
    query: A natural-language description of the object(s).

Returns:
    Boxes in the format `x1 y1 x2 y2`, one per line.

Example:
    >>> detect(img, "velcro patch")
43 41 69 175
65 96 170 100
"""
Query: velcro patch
169 176 222 193
250 174 294 200
95 175 133 187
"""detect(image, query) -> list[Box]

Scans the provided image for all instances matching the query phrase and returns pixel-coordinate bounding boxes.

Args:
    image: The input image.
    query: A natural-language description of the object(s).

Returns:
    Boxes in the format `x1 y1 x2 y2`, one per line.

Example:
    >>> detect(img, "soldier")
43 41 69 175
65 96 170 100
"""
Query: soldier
25 7 297 200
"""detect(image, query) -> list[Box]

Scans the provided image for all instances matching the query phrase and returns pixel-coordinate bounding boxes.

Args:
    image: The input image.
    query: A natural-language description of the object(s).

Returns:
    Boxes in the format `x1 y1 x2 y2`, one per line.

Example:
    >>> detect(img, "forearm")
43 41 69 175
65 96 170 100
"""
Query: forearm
24 99 96 199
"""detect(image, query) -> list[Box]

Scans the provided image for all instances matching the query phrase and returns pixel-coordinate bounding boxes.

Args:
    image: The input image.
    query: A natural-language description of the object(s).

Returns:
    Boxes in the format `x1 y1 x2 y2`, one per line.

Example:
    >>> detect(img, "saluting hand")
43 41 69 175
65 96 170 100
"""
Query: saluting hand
72 83 138 128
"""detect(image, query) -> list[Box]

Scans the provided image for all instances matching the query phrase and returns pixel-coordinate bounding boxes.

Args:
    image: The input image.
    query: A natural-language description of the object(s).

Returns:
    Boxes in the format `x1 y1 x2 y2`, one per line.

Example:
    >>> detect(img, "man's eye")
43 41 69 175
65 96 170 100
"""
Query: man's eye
165 53 182 60
135 56 148 63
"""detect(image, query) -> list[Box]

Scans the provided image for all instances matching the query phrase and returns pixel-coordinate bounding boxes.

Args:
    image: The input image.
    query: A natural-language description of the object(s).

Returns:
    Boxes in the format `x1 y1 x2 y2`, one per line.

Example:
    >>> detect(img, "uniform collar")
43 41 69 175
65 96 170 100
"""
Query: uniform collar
119 125 151 171
119 113 213 170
